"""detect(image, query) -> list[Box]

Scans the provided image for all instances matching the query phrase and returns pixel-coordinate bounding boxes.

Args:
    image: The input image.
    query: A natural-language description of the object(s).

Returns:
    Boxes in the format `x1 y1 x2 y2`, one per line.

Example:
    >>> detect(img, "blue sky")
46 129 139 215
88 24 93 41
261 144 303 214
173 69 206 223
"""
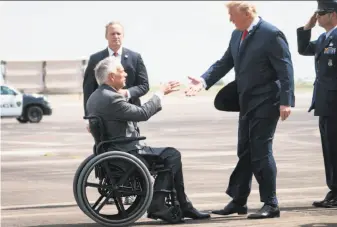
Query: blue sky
0 1 323 84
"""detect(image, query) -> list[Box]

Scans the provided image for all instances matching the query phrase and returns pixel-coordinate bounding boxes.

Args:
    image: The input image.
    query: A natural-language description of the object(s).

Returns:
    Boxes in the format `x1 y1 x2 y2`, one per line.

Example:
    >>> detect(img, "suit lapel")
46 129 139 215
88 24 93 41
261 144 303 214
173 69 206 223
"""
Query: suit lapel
315 29 337 60
102 48 109 59
237 19 263 61
232 33 241 62
121 47 129 67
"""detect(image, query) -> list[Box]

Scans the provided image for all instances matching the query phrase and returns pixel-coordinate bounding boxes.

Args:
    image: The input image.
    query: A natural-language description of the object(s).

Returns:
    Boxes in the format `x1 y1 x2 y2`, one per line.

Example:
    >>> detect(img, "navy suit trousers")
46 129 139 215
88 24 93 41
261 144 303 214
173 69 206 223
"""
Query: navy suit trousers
226 116 279 205
319 116 337 193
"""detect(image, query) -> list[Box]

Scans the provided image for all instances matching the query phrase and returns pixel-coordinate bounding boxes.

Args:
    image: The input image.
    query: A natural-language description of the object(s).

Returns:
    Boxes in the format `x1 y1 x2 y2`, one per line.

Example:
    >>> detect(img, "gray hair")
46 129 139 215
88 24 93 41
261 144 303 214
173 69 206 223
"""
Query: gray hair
94 56 121 85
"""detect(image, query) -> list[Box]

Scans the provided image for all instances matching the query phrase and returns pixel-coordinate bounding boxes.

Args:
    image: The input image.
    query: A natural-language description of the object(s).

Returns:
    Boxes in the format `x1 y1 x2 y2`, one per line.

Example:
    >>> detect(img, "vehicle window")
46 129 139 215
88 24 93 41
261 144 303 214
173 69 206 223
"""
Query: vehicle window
1 86 16 95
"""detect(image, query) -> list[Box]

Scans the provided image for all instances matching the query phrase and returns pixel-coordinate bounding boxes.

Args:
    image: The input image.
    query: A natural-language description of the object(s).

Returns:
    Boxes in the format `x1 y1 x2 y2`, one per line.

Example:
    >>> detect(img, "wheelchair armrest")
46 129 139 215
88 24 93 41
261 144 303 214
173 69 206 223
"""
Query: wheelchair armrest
109 136 146 144
96 136 146 153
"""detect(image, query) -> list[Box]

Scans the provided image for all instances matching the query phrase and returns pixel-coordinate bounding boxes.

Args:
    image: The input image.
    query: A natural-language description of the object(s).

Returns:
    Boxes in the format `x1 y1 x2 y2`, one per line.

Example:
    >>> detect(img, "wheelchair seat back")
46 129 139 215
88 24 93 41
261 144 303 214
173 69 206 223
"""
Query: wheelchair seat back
87 115 108 145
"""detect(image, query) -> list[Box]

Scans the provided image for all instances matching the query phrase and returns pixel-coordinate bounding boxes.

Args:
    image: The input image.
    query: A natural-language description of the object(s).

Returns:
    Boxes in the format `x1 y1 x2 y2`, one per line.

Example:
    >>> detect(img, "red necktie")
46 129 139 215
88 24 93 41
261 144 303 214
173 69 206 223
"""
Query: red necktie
113 52 118 56
241 30 248 40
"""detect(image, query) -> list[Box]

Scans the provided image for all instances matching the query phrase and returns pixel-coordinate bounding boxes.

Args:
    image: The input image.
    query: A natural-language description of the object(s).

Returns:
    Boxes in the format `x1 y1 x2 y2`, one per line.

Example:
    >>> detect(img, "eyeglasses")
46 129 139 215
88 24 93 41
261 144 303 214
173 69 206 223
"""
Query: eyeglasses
316 9 335 16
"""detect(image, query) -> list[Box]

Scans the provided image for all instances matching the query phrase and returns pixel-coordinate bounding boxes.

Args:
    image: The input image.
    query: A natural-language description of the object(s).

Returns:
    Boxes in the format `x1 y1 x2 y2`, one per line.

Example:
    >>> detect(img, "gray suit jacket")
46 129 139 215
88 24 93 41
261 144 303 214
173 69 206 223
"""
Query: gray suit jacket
86 84 162 151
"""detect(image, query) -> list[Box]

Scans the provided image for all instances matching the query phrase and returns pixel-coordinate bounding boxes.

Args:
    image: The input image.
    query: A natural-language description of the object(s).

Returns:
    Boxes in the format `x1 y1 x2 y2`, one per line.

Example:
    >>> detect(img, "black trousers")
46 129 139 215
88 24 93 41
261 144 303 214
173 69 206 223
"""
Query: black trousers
226 116 279 205
141 147 190 208
319 116 337 193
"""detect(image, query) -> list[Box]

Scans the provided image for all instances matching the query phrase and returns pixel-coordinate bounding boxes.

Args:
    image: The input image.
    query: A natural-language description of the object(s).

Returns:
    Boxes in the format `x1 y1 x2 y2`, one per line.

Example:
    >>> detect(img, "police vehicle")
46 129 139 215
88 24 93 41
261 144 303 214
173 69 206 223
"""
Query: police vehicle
0 84 52 123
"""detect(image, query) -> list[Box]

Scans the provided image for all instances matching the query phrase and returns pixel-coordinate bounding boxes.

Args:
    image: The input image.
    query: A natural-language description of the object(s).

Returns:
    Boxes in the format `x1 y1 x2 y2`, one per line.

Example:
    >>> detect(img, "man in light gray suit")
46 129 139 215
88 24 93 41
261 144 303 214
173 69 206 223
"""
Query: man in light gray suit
86 56 210 223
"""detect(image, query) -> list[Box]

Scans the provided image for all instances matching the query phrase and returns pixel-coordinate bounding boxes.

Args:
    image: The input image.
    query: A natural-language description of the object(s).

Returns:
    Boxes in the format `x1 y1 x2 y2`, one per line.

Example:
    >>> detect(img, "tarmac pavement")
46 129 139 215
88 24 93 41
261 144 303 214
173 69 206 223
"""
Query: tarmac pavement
1 91 336 227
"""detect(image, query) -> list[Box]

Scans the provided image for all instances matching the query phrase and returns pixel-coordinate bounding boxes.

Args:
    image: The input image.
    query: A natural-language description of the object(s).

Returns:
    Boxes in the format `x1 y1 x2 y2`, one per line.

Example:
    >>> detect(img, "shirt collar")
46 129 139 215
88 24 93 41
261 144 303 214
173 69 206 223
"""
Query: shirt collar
325 25 337 38
108 46 123 56
247 16 260 32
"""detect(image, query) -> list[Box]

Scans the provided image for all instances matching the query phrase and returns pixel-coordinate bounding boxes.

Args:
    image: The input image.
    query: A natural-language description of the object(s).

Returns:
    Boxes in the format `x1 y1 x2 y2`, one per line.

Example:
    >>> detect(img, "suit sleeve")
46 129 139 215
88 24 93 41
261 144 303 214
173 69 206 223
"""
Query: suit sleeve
127 54 150 98
201 45 234 90
267 31 295 107
112 95 162 122
296 27 316 56
82 56 98 116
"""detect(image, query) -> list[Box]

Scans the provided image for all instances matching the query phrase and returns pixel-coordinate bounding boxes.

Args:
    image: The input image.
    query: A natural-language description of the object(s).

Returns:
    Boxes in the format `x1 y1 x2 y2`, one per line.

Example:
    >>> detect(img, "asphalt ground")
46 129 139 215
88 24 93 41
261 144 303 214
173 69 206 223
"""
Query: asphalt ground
1 90 336 227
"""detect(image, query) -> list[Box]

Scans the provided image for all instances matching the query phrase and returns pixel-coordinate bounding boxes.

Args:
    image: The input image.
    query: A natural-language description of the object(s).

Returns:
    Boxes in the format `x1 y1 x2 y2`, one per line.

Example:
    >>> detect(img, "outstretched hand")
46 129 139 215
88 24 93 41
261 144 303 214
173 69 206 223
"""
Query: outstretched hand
185 76 204 96
160 81 180 95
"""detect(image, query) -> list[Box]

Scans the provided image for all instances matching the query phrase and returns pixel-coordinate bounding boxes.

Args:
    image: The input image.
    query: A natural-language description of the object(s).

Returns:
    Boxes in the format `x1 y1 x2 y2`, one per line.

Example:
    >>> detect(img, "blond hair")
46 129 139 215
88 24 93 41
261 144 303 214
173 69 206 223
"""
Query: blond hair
225 1 257 17
105 21 124 37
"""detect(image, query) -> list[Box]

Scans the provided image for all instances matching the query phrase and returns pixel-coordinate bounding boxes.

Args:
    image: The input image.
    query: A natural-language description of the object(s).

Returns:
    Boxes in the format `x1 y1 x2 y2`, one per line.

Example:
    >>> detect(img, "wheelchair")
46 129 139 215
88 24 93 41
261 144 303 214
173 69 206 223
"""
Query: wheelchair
73 115 183 226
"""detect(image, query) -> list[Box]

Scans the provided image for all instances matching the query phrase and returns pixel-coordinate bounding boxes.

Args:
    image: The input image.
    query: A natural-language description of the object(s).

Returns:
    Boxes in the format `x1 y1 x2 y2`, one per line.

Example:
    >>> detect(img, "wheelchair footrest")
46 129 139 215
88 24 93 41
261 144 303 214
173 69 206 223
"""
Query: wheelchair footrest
154 189 172 193
155 168 170 173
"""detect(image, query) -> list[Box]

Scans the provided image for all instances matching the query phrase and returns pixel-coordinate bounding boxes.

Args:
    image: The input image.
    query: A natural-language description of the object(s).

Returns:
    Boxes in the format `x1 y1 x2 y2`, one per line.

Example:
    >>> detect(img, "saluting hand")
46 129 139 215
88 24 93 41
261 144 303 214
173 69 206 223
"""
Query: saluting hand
280 105 291 121
304 13 317 30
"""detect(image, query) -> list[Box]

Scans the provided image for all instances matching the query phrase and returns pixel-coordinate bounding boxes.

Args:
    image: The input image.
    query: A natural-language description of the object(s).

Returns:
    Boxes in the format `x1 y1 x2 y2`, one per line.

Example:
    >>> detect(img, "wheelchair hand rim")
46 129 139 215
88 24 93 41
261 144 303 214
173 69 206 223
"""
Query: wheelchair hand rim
77 151 153 226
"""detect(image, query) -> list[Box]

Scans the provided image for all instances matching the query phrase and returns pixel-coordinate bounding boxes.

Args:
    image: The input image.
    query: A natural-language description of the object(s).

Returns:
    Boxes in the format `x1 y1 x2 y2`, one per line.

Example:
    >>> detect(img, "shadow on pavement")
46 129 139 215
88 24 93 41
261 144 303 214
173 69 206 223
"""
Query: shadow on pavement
300 224 337 227
26 206 337 227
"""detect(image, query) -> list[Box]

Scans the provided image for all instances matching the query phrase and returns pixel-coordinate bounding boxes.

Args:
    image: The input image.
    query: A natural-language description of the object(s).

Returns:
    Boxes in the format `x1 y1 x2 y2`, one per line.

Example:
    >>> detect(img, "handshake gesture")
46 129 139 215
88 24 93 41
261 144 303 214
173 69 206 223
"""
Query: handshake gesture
159 76 204 96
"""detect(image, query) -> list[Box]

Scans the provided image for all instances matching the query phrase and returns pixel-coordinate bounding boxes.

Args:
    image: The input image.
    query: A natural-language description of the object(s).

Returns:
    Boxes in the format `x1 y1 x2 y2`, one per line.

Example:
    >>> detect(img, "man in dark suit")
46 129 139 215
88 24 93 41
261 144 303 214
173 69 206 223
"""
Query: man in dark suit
86 56 210 223
83 21 149 204
185 1 295 219
297 0 337 209
83 21 149 116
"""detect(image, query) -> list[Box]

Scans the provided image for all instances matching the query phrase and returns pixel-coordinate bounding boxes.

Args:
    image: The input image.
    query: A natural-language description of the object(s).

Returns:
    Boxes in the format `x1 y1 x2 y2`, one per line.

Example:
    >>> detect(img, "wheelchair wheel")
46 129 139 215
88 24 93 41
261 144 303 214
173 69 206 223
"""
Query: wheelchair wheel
73 154 95 213
77 151 153 227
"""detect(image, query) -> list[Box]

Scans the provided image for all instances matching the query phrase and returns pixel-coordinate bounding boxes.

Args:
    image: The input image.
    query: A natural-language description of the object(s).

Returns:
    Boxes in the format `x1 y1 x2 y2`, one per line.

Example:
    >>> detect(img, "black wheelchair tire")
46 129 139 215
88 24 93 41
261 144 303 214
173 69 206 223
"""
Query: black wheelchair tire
73 154 95 214
77 151 153 227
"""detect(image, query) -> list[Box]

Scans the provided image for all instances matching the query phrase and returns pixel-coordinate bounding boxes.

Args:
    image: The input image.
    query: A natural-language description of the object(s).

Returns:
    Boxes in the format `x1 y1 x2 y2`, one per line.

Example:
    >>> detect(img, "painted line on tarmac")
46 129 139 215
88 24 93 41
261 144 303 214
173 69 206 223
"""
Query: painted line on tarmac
1 151 238 165
1 186 326 212
1 198 327 219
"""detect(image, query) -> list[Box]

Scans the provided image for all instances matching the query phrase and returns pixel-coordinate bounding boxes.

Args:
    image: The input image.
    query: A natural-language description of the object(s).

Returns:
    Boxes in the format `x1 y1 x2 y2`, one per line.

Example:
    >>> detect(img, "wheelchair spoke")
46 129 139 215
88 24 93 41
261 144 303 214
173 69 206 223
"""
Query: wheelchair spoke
116 166 136 186
95 191 113 213
114 197 127 218
86 182 111 189
91 194 105 211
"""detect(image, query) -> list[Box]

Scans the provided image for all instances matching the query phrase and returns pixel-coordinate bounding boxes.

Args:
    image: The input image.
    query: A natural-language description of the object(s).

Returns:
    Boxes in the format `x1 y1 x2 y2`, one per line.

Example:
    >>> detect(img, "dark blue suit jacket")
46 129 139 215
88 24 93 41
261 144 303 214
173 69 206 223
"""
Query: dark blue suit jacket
201 18 295 118
83 47 149 116
297 27 337 117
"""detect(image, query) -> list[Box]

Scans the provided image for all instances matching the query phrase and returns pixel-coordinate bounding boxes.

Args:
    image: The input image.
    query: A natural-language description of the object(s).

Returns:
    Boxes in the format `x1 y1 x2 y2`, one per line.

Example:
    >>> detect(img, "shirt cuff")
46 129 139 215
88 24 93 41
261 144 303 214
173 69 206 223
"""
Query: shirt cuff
154 91 164 102
200 77 207 88
126 89 131 100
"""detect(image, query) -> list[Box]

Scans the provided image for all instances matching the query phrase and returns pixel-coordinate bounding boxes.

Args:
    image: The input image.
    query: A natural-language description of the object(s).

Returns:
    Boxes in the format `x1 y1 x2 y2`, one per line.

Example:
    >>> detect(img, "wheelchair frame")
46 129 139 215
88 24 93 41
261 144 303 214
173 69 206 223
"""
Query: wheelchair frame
73 115 183 226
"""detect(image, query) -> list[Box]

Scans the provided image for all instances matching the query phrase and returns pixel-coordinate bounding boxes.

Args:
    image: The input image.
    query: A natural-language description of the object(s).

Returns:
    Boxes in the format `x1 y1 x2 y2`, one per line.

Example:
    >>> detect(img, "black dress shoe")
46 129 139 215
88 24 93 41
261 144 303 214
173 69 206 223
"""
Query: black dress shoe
147 207 184 224
247 204 280 219
212 201 247 215
182 207 210 219
313 191 336 207
323 197 337 208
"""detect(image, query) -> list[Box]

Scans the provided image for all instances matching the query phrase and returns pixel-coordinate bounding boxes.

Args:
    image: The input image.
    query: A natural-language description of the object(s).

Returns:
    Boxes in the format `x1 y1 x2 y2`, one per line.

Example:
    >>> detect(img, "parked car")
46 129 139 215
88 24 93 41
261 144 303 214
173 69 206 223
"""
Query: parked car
0 84 52 123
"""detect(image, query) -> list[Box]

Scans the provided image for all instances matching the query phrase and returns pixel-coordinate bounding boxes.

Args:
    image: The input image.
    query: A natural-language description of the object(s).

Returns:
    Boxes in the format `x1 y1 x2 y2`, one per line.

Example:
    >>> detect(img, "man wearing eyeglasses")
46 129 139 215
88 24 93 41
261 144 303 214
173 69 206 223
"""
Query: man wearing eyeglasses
297 0 337 209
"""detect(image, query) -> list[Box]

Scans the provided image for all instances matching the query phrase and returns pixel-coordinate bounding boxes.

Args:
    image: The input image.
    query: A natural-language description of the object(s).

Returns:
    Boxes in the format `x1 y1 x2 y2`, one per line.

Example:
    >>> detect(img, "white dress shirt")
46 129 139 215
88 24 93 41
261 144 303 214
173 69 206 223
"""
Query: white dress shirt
325 25 337 39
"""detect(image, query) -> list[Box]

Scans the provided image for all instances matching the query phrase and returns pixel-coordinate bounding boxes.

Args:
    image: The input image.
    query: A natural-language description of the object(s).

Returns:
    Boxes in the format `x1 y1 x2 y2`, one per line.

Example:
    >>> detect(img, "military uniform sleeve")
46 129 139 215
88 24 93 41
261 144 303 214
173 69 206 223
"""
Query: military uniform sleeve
297 27 317 56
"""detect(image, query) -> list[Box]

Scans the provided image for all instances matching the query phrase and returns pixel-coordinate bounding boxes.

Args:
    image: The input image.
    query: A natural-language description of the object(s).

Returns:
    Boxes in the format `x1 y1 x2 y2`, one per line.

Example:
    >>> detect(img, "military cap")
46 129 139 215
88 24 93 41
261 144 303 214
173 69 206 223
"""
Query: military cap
317 0 337 12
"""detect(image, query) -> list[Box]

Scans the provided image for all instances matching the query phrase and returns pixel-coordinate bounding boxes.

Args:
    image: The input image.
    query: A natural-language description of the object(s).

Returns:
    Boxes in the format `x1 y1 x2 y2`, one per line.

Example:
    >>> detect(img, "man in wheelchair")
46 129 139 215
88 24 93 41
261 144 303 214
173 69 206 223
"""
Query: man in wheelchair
85 56 210 223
